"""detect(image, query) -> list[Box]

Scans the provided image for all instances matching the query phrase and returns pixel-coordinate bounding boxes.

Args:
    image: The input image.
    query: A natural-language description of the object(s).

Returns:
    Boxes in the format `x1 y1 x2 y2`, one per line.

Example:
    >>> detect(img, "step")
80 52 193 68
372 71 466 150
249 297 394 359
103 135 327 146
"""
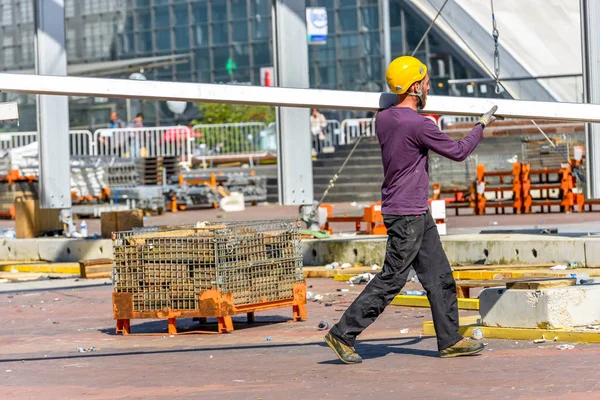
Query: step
312 165 384 176
313 181 382 195
313 157 383 168
312 174 384 185
316 148 382 159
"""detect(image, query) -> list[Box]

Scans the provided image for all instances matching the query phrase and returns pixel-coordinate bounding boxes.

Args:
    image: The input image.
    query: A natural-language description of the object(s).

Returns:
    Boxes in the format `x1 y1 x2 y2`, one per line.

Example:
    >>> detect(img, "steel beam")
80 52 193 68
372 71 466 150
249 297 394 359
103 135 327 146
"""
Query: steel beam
2 72 600 122
272 0 312 206
0 102 19 122
581 0 600 199
34 0 71 213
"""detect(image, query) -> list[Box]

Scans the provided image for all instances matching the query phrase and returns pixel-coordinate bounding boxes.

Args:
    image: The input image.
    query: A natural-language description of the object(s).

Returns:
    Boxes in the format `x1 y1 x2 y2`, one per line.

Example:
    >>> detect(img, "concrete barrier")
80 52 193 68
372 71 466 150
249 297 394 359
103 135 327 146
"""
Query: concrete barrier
0 238 113 262
302 234 598 267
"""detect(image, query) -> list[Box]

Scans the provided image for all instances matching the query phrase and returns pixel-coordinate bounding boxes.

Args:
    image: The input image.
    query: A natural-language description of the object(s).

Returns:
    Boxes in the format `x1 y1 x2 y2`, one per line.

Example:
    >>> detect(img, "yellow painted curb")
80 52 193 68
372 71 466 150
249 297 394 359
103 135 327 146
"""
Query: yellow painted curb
0 263 80 274
452 269 600 281
423 316 600 343
392 295 479 310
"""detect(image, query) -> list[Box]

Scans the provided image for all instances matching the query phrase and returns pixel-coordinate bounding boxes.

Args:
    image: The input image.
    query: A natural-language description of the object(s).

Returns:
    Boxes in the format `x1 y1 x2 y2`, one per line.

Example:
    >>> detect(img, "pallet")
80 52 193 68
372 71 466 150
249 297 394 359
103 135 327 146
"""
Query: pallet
79 258 113 279
113 282 307 335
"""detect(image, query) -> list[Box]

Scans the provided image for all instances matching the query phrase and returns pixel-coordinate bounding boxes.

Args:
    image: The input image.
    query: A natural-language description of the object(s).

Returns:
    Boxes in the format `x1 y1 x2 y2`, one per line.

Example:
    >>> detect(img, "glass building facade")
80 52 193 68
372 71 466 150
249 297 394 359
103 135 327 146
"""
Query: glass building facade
0 0 503 131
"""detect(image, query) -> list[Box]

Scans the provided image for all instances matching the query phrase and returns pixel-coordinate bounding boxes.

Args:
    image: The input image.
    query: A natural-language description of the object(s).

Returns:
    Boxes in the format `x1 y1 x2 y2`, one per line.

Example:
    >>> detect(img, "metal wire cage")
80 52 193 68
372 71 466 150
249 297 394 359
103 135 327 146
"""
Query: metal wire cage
112 219 304 312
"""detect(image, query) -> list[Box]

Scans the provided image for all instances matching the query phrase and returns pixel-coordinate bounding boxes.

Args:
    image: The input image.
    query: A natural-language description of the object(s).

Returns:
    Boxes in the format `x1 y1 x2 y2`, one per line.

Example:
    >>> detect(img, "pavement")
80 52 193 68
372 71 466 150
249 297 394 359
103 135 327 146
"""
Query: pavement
2 277 600 399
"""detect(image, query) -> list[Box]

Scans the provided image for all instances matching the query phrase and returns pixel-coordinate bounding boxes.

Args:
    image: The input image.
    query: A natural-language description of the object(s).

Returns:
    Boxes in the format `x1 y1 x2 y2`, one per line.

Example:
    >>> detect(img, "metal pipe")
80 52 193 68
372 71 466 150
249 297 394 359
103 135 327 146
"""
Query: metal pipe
448 74 583 85
3 74 600 122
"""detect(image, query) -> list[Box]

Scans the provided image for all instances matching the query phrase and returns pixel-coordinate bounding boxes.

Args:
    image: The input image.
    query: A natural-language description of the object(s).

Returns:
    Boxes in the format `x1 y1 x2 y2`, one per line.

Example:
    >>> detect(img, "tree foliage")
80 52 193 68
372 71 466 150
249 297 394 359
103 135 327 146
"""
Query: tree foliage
193 103 276 125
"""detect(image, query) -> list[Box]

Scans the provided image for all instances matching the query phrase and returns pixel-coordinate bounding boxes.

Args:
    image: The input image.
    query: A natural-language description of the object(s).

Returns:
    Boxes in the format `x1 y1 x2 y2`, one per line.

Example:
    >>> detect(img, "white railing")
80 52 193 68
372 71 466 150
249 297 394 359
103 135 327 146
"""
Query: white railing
312 119 341 153
0 131 37 150
191 122 274 167
0 130 93 155
339 118 376 145
93 126 192 163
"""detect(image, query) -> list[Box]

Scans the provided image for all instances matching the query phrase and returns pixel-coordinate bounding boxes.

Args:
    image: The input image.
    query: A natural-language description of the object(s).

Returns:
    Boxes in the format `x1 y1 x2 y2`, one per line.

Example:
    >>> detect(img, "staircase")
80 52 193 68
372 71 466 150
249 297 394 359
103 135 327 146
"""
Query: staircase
264 139 383 204
312 139 383 203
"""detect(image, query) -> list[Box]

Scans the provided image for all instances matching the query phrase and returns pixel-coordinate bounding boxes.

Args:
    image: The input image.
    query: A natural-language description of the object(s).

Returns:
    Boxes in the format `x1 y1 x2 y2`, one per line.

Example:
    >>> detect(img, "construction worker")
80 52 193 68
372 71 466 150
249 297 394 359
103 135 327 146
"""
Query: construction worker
324 55 501 362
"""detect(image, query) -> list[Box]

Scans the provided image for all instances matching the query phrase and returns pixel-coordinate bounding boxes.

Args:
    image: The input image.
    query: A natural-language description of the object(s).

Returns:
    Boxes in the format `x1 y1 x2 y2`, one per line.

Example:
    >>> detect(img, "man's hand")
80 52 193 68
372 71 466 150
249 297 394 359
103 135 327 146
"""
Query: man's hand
478 105 503 127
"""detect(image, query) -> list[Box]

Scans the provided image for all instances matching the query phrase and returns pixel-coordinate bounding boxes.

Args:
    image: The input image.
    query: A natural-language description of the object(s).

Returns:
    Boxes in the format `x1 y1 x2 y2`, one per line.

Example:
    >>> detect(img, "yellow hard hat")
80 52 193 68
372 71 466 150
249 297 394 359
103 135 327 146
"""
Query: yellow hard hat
386 56 428 94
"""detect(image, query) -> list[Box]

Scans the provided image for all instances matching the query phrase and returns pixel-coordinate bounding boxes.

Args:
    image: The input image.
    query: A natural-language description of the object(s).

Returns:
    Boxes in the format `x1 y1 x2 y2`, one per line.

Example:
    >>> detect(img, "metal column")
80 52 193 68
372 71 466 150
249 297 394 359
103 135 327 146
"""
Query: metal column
581 0 600 199
272 0 313 206
34 0 72 223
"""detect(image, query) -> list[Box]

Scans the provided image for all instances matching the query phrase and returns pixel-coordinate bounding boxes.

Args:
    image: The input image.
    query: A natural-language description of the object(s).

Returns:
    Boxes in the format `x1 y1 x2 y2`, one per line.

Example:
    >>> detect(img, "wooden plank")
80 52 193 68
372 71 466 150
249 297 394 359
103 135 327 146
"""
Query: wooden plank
506 278 576 290
452 263 555 271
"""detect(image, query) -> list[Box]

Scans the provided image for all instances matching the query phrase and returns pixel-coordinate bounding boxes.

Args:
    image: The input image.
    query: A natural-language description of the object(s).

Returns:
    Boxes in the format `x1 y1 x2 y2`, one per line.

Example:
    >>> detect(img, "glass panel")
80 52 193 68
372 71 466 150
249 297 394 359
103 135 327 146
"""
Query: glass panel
232 20 248 42
212 22 229 44
233 43 251 67
137 9 152 30
318 61 337 88
362 31 380 56
194 49 211 70
360 5 379 30
194 23 209 46
253 41 271 65
231 0 248 19
341 58 361 89
252 15 270 40
156 29 171 51
251 0 271 16
192 1 208 23
175 26 190 50
211 1 227 21
174 3 189 25
390 28 403 56
339 33 360 58
389 0 402 27
155 5 170 28
338 8 358 32
213 45 230 72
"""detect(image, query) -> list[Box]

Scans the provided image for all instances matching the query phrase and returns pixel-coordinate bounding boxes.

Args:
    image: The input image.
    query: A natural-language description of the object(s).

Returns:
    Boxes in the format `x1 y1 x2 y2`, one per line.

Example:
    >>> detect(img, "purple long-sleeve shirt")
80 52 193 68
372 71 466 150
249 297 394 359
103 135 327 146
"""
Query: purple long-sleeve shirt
376 107 484 215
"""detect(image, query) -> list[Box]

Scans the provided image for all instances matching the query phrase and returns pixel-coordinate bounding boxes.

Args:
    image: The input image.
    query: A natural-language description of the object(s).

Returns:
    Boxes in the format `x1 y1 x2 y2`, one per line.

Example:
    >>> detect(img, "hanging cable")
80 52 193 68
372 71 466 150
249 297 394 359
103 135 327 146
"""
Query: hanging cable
530 120 585 182
411 0 450 57
426 0 510 94
490 0 501 94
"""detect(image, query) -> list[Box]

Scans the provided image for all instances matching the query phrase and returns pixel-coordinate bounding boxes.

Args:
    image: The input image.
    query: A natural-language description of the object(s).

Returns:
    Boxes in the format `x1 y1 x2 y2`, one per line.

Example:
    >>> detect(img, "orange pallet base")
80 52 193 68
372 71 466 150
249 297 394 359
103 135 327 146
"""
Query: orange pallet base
113 282 308 335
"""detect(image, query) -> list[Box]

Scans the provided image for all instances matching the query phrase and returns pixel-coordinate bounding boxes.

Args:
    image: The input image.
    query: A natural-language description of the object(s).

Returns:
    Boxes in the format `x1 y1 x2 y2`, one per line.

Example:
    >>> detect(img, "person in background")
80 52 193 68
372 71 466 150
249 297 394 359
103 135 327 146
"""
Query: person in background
310 108 327 155
99 111 127 156
128 113 145 157
130 113 144 128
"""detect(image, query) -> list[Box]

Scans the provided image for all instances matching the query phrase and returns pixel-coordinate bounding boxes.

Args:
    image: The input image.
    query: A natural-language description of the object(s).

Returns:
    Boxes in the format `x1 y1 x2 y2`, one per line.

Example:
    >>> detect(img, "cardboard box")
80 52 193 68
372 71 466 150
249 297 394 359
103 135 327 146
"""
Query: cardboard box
101 210 144 238
15 199 62 238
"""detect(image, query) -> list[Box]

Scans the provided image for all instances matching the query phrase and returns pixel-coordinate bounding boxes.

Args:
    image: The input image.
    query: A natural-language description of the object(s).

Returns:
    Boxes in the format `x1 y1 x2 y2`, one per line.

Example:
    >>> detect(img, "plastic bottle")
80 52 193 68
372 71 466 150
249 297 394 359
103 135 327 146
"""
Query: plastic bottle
401 290 426 296
80 220 88 237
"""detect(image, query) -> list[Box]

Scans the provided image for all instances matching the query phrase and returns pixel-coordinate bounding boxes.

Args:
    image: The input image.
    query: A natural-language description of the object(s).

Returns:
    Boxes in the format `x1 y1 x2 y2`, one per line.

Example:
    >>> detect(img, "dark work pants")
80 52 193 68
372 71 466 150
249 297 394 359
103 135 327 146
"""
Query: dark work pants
328 212 463 351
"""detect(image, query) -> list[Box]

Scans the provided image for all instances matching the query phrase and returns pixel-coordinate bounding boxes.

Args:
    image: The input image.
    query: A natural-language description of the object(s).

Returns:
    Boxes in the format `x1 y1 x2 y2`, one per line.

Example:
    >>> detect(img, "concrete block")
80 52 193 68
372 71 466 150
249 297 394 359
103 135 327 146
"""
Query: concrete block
442 234 586 266
480 283 600 329
584 240 600 267
0 238 113 262
302 236 386 266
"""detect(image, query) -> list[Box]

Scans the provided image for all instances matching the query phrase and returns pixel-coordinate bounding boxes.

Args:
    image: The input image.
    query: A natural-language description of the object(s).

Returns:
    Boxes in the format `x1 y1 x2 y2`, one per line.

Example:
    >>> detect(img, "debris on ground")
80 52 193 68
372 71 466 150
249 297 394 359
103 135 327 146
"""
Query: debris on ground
550 265 567 270
318 321 329 331
264 337 272 342
341 263 352 269
336 288 349 292
372 264 381 271
533 338 546 343
349 273 375 285
313 294 324 302
400 328 409 334
401 290 426 296
325 264 334 270
556 344 575 350
306 291 314 300
76 347 97 353
471 328 484 340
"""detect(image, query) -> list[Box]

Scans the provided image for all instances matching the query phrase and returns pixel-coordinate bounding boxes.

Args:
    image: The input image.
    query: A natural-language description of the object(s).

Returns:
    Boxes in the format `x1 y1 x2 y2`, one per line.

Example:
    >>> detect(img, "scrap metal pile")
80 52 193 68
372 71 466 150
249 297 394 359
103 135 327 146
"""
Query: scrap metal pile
112 220 307 334
0 141 268 218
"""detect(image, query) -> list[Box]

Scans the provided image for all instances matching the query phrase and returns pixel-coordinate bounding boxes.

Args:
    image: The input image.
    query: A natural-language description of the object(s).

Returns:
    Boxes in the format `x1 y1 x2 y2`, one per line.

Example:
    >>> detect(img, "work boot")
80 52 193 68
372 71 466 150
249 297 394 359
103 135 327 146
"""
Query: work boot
324 332 363 364
439 338 485 358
